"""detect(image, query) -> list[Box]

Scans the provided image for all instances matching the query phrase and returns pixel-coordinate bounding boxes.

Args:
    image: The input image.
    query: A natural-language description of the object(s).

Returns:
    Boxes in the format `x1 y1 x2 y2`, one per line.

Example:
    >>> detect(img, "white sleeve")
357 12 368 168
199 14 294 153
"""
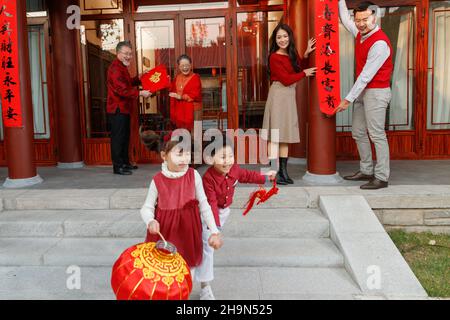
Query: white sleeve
140 180 158 227
345 41 391 102
339 0 358 37
194 170 220 234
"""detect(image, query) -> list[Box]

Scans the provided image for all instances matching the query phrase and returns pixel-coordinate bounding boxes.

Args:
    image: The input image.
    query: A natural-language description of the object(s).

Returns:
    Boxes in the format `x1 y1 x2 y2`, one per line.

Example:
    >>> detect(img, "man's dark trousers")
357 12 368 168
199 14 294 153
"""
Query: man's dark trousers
109 108 130 171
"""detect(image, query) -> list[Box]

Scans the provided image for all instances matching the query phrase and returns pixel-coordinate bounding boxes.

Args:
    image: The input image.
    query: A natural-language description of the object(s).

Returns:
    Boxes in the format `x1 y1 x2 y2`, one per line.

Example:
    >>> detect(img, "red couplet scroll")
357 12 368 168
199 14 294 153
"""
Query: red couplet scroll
0 0 23 127
315 0 341 116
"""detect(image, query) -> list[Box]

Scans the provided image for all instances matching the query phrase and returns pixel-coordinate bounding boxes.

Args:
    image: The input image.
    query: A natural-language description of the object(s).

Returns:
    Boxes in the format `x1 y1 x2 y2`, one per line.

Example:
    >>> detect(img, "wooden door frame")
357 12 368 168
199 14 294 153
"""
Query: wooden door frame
422 0 450 158
128 7 238 164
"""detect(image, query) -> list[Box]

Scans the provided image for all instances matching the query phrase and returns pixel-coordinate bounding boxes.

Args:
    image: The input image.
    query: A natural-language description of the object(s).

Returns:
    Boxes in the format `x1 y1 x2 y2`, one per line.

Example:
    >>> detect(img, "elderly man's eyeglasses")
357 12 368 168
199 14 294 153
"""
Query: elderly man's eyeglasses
119 51 133 57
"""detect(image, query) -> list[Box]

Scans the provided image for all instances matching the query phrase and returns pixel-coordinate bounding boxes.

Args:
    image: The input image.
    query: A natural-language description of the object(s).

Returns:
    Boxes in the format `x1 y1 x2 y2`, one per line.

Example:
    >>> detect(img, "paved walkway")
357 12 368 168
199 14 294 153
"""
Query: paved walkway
1 160 449 189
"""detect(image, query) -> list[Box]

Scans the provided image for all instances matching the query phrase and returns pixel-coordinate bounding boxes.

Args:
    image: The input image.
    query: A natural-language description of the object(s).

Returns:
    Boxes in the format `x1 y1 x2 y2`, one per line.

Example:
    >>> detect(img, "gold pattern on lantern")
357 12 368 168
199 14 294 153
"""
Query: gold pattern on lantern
162 276 174 288
143 268 156 280
134 258 143 269
176 273 185 283
131 242 189 283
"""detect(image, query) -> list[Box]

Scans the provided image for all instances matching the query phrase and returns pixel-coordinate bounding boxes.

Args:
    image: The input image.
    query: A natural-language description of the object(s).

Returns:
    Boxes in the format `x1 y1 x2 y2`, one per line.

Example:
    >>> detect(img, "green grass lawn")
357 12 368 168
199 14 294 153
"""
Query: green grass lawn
388 230 450 297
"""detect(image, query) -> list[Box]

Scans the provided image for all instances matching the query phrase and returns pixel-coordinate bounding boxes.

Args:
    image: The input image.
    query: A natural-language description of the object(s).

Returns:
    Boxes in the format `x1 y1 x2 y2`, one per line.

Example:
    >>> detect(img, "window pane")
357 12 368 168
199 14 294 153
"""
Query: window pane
137 2 228 12
135 20 175 134
237 11 283 130
337 15 355 132
28 25 50 139
382 7 415 131
237 0 283 6
185 17 227 130
427 1 450 130
80 19 124 138
79 0 123 15
26 0 46 12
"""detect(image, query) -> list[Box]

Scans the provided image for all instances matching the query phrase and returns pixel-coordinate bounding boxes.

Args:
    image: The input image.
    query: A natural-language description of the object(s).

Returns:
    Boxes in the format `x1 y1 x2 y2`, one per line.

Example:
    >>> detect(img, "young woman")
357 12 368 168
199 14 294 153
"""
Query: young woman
262 24 317 185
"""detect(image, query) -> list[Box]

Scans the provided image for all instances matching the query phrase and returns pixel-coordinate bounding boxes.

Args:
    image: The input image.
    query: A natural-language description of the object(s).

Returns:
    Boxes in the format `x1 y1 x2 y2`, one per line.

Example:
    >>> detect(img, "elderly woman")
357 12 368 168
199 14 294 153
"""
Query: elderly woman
168 54 203 132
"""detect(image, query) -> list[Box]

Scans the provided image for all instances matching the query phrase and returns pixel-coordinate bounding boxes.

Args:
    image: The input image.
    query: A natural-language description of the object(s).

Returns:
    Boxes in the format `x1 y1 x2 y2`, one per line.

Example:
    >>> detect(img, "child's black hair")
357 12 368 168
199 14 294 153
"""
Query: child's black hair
205 132 235 157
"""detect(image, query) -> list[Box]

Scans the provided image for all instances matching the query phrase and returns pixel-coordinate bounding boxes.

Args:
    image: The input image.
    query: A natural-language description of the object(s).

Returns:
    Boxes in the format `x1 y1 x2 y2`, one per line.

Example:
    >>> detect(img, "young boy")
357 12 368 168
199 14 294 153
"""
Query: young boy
194 135 276 300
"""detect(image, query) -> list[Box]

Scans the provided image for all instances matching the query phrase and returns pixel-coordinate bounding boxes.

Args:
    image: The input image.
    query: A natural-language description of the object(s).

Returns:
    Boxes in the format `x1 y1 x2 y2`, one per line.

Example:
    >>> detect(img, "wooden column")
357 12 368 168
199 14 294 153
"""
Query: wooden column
3 0 42 187
287 0 308 159
304 0 340 181
49 0 84 168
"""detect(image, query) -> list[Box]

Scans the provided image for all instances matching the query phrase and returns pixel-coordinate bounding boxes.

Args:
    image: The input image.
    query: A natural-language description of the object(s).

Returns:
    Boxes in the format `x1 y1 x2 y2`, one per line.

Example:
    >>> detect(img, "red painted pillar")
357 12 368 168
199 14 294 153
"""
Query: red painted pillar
49 0 84 168
304 0 342 183
287 0 308 160
3 0 42 188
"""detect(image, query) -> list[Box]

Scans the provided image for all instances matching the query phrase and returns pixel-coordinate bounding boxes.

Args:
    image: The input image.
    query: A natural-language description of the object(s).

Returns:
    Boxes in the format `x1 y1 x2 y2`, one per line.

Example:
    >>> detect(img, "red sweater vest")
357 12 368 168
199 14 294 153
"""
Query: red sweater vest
355 29 393 89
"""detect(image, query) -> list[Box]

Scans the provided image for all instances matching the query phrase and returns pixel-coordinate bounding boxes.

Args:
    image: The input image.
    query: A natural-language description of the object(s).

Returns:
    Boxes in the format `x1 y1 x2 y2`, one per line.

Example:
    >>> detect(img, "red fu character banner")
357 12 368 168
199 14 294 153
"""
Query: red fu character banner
315 0 341 116
0 0 23 127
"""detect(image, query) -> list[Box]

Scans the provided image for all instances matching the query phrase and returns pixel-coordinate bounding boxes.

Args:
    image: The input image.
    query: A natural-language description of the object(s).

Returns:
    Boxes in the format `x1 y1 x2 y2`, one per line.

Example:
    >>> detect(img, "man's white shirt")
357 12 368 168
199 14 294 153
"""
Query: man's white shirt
338 0 391 102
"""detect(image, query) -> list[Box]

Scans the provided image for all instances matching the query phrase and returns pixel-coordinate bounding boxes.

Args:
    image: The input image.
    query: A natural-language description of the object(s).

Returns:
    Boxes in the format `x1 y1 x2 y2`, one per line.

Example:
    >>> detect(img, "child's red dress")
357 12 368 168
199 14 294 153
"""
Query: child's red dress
145 168 203 267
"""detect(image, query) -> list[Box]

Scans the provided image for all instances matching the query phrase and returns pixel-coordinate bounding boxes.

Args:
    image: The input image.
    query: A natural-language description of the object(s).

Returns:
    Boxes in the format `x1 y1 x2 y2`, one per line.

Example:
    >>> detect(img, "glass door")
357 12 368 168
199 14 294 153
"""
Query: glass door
135 19 177 162
184 17 228 130
134 13 229 163
236 11 283 130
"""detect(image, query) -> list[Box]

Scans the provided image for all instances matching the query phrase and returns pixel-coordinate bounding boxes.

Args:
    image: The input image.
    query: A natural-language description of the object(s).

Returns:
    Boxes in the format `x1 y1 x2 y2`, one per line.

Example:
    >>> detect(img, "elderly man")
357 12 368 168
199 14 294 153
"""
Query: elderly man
336 1 393 190
107 41 151 175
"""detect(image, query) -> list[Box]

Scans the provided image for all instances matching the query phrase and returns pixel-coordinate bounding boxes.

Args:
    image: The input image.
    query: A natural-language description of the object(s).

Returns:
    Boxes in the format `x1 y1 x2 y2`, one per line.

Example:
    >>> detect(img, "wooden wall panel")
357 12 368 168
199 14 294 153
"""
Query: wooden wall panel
336 134 358 160
82 138 113 165
33 141 57 165
336 132 418 160
424 133 450 158
139 143 162 164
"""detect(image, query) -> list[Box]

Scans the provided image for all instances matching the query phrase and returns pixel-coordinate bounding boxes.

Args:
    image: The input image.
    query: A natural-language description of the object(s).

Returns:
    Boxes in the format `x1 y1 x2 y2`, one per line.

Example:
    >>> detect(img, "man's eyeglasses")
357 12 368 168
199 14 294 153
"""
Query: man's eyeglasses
119 51 133 57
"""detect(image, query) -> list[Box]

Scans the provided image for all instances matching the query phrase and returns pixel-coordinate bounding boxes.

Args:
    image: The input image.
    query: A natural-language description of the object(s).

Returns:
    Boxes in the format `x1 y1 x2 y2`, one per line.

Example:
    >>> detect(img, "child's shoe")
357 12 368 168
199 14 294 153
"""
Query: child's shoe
200 285 215 300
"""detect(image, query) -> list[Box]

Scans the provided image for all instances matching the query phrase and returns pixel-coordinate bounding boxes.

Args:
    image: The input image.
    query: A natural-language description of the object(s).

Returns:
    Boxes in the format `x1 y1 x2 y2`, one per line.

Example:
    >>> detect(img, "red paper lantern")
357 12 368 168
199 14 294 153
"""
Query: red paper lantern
111 241 192 300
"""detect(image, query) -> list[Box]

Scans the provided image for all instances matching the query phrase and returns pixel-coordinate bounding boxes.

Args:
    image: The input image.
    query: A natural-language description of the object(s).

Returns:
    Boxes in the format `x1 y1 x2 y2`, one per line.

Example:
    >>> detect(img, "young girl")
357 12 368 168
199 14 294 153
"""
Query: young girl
194 136 276 300
262 23 317 185
141 139 223 275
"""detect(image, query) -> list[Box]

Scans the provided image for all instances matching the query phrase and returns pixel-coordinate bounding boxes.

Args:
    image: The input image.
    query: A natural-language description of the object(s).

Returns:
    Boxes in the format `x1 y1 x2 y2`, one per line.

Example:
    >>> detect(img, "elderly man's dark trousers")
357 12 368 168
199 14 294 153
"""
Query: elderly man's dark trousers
109 110 130 171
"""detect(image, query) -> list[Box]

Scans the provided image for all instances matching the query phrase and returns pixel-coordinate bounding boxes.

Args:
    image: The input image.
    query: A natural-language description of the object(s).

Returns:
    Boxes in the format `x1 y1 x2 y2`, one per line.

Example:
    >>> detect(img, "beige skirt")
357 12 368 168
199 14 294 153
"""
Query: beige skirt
261 81 300 143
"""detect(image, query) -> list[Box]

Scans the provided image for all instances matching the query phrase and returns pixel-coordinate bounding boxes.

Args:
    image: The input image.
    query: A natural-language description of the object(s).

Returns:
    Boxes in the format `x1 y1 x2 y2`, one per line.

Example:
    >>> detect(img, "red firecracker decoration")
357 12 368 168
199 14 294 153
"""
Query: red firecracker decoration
242 180 279 215
111 241 192 300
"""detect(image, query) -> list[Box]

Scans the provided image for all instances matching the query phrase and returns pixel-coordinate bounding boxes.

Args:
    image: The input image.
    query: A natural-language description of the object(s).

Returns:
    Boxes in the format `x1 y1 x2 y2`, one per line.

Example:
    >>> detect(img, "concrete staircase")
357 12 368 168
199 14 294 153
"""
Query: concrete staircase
0 188 366 300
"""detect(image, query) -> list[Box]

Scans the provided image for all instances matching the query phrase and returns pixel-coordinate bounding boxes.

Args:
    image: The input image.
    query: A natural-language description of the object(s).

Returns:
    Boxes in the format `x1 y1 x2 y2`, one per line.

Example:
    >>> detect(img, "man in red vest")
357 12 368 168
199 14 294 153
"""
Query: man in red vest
107 41 151 175
336 1 393 189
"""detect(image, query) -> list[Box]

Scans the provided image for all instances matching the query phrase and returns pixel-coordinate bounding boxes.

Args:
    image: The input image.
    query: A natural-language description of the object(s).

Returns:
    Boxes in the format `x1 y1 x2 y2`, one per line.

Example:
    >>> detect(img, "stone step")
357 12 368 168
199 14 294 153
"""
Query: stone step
2 185 450 211
0 208 329 239
0 187 310 211
0 237 343 268
0 266 361 300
